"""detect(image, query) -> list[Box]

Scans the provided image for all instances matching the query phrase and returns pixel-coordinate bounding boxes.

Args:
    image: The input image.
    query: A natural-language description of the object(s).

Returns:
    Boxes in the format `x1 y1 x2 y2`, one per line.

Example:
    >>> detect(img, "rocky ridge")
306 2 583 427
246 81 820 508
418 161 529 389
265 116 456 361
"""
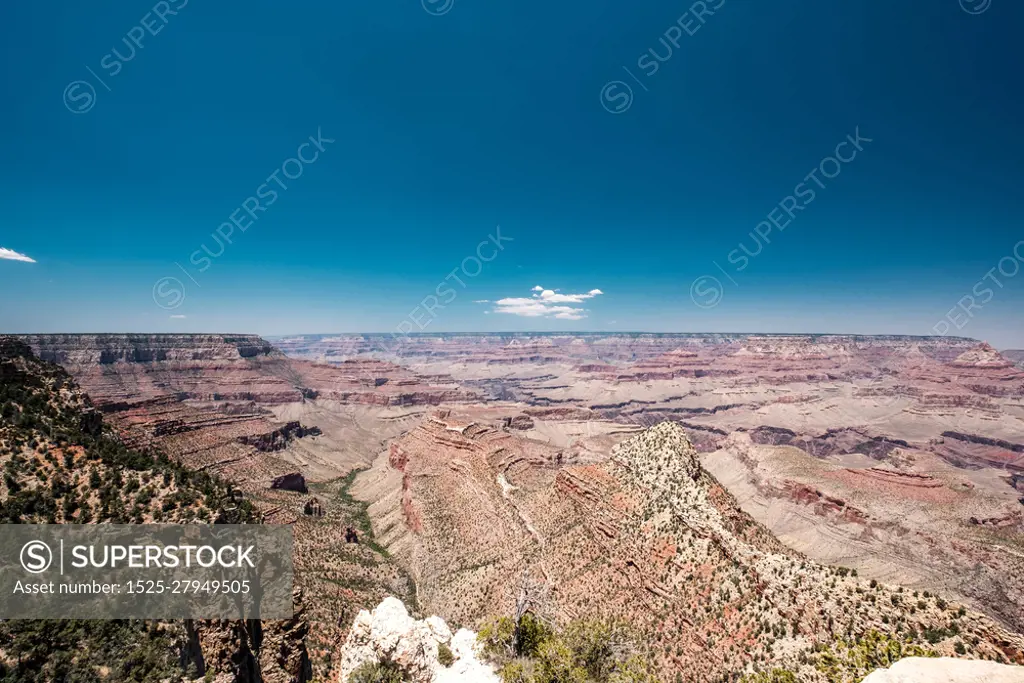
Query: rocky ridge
360 415 1024 681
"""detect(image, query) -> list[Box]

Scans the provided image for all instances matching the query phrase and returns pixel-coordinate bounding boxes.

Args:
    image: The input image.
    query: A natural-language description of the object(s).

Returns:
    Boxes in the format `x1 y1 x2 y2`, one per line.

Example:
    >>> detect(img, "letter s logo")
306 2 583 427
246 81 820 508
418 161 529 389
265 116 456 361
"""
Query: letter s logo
20 541 53 574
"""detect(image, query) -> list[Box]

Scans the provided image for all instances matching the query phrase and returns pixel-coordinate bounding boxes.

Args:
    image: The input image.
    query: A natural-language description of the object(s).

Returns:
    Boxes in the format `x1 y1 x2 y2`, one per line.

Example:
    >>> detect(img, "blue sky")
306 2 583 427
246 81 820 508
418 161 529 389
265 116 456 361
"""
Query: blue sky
2 0 1023 347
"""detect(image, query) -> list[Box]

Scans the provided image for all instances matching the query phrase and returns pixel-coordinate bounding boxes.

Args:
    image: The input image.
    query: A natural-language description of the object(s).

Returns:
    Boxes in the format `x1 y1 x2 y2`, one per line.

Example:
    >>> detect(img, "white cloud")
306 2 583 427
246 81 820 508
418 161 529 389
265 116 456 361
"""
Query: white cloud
490 285 603 320
0 248 36 263
170 314 187 319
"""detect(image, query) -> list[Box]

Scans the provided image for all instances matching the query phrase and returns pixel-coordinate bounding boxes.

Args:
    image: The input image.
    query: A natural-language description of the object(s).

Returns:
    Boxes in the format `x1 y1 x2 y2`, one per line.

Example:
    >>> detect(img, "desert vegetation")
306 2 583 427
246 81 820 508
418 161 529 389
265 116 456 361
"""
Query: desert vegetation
477 612 655 683
0 339 254 525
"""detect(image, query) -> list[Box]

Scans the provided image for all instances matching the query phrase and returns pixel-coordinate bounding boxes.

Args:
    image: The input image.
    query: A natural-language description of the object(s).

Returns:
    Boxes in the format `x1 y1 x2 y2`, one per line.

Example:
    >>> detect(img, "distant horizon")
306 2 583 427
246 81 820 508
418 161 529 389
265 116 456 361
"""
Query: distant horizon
6 330 999 346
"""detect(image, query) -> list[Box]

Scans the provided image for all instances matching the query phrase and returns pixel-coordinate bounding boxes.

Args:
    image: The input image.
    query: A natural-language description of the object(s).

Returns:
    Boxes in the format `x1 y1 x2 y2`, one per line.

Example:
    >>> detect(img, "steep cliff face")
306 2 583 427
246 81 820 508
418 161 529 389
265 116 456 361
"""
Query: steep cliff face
25 333 282 365
21 333 302 406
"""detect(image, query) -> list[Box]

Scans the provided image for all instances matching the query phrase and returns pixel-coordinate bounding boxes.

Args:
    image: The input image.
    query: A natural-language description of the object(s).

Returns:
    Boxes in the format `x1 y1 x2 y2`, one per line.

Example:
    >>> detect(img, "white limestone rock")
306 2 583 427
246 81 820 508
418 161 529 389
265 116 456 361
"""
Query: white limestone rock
337 596 499 683
861 657 1024 683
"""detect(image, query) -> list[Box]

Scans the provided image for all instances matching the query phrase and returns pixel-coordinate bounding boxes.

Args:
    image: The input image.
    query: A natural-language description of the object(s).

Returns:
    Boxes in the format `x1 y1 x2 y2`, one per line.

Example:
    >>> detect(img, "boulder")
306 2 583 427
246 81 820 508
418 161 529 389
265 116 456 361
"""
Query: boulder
270 472 308 493
336 597 498 683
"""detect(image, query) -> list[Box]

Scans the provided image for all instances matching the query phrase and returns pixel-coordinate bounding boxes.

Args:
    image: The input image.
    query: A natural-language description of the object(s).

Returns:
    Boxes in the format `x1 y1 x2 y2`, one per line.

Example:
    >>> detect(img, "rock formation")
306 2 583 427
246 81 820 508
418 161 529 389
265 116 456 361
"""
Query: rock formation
502 414 535 430
304 497 324 516
239 421 323 452
271 472 309 493
336 597 497 683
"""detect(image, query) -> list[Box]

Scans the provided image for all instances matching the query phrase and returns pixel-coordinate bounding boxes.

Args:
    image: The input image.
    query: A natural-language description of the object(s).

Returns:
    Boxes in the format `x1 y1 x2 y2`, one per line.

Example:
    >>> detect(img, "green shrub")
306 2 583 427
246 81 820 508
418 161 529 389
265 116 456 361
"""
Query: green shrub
479 614 655 683
517 613 552 659
438 642 455 667
348 659 408 683
478 616 517 662
813 630 935 682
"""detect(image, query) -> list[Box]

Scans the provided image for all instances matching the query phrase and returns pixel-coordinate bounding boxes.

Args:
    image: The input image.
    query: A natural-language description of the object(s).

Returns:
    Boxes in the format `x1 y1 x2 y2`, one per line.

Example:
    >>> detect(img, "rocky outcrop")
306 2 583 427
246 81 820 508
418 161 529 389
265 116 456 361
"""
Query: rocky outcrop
952 343 1017 369
969 510 1023 528
861 657 1024 682
336 597 497 683
238 421 323 452
303 497 324 517
935 432 1024 473
782 481 871 524
187 589 311 683
22 333 282 365
941 432 1024 454
502 414 535 430
759 428 911 460
270 472 308 493
749 425 799 446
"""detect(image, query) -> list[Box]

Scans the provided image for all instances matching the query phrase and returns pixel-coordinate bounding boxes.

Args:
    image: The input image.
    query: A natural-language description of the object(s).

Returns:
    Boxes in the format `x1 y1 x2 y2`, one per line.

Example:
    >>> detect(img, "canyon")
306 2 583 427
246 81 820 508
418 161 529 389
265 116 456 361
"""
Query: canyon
10 332 1024 681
